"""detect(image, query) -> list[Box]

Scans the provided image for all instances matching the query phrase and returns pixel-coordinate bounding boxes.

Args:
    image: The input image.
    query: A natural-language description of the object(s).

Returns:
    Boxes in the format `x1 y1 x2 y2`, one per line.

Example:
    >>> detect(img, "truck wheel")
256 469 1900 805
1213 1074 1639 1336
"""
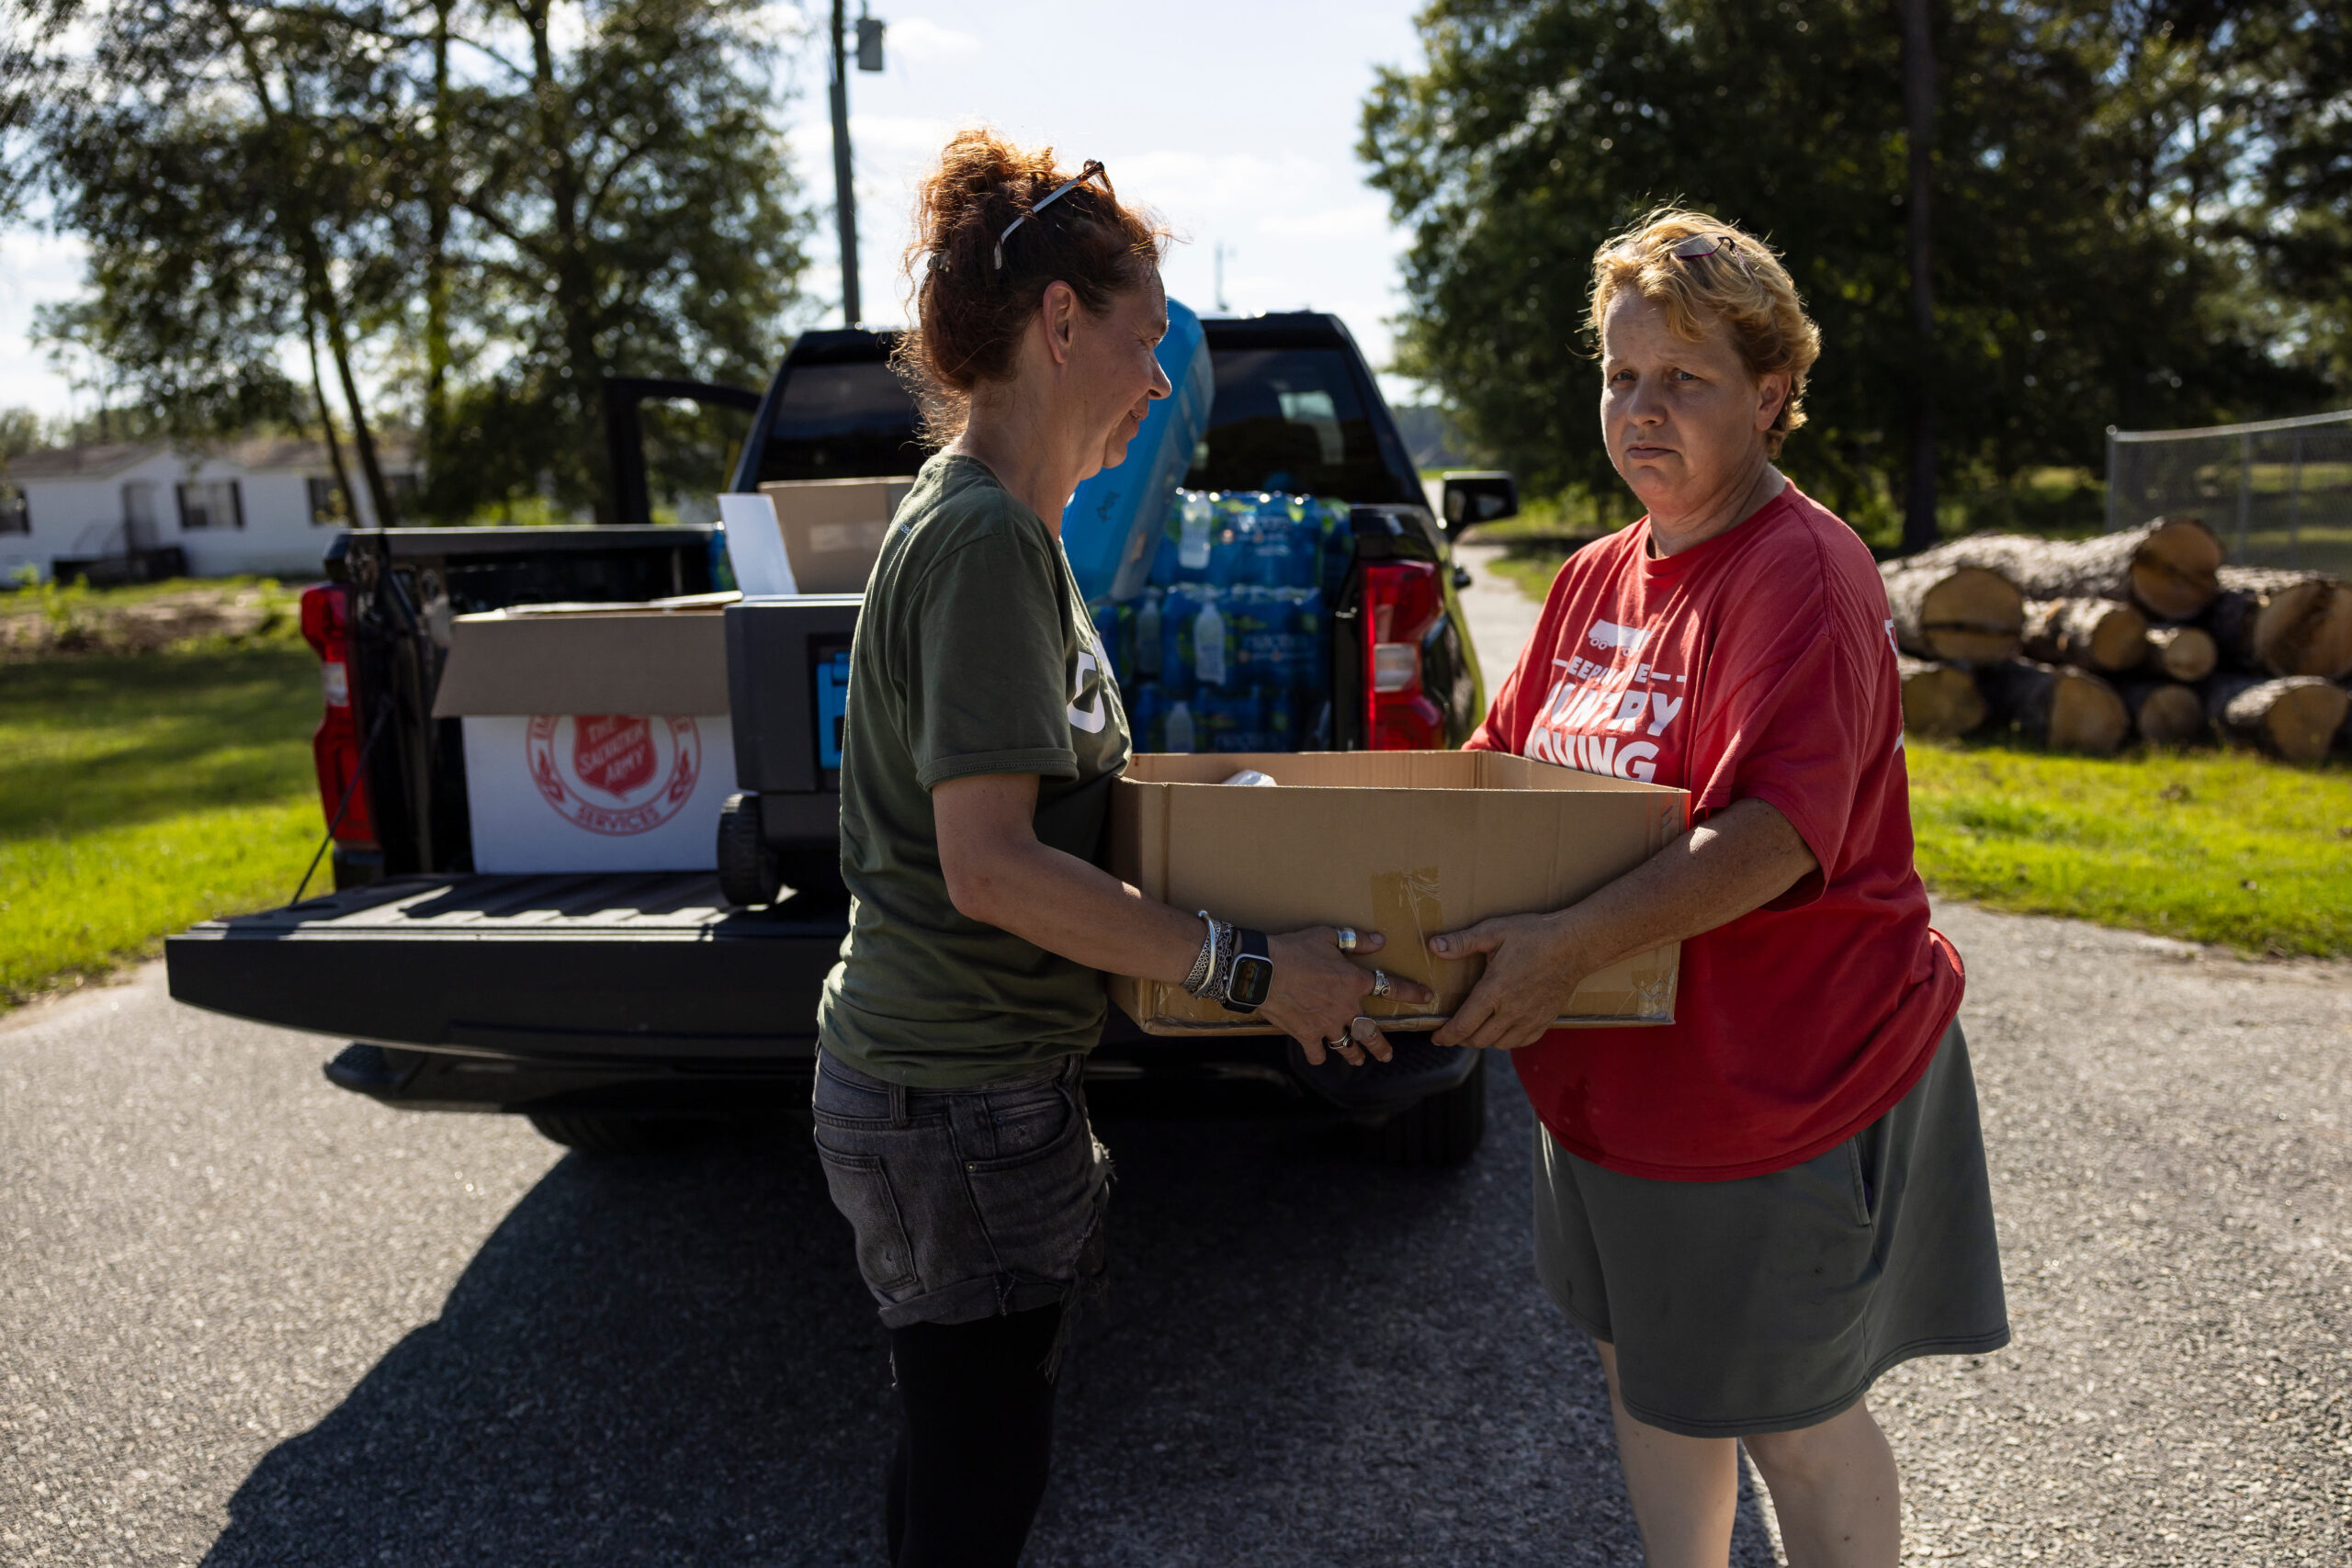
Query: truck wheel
716 792 782 908
1357 1055 1487 1167
526 1112 713 1156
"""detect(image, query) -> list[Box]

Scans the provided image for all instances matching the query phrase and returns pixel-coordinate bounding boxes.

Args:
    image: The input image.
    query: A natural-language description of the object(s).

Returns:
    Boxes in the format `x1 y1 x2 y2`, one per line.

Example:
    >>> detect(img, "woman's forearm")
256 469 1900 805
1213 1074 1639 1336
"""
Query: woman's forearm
1552 796 1816 971
953 832 1207 982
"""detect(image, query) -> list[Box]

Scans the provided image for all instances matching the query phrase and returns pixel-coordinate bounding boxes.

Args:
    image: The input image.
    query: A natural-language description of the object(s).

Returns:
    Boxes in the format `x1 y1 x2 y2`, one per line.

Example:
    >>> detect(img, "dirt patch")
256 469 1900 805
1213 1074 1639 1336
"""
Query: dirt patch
0 581 295 662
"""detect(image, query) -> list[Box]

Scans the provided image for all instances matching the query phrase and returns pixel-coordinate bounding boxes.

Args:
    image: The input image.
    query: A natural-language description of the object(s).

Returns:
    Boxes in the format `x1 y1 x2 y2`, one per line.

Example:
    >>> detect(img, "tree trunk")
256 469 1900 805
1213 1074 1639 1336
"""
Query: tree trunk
1880 561 2022 661
2115 679 2205 746
2200 673 2349 764
1902 517 2222 619
1896 0 1938 555
303 313 357 526
2200 566 2352 679
525 1 615 525
421 0 455 515
1897 655 1984 738
1976 659 2128 754
213 3 399 528
2021 596 2146 671
2142 623 2217 682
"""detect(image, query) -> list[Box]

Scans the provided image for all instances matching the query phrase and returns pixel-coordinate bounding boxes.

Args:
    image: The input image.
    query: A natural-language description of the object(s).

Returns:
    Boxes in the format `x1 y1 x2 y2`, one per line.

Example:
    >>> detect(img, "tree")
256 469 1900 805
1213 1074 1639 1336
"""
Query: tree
15 0 811 526
1360 0 2332 531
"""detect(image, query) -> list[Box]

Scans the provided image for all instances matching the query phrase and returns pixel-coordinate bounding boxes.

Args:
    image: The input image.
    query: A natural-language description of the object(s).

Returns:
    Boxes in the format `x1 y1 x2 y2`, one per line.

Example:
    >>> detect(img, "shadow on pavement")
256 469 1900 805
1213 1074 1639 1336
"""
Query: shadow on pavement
204 1076 1780 1567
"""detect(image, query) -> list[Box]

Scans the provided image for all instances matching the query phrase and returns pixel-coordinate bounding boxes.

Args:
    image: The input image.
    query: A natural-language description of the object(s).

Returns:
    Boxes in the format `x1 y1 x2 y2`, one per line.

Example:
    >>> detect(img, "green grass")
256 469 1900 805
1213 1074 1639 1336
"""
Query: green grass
0 644 323 1007
1906 739 2352 956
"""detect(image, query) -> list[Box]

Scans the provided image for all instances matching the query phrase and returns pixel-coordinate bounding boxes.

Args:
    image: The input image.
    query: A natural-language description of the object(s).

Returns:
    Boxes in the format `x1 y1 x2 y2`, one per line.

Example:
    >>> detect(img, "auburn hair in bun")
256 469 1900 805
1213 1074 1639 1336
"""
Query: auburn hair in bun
896 129 1169 438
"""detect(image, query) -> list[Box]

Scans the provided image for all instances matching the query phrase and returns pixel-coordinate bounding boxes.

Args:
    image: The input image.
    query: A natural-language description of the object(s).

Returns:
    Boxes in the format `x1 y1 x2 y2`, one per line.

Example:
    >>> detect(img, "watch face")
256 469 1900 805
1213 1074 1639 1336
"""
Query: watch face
1229 953 1273 1009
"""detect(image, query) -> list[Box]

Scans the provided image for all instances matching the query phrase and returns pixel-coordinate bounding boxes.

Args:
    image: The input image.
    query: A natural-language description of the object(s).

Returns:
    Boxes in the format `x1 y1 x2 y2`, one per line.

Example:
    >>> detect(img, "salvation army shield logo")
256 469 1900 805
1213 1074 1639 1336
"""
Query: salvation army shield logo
526 714 701 836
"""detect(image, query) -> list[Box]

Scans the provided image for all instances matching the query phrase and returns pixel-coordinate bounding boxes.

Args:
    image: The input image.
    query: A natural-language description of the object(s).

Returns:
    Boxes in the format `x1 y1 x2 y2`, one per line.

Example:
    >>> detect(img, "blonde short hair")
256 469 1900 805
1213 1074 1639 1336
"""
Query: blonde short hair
1589 208 1822 458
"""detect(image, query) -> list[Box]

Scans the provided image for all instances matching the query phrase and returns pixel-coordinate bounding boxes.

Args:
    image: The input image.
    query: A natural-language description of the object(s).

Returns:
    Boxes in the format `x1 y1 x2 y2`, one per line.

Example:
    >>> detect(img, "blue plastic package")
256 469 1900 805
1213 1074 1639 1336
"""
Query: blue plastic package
1060 298 1215 603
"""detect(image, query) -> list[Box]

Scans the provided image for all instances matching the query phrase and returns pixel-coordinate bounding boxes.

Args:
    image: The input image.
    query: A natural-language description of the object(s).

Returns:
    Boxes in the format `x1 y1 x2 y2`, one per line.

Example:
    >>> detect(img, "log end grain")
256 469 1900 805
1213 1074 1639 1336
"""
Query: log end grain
2117 680 2206 746
2143 624 2218 682
2203 674 2351 765
2253 577 2352 680
1978 659 2130 755
2128 516 2224 620
1917 567 2026 662
1897 657 1987 739
2047 670 2131 755
2023 596 2148 671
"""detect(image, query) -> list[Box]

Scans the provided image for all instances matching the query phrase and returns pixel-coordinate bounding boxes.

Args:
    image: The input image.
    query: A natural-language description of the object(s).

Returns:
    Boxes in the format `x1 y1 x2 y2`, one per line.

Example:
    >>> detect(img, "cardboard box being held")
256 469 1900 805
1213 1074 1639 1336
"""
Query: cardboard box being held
755 477 916 593
431 598 737 874
1106 750 1687 1034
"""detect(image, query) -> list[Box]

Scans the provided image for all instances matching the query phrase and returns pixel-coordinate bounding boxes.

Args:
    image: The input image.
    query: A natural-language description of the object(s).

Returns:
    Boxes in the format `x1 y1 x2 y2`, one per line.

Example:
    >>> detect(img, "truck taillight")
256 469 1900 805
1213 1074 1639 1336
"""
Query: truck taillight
298 584 378 849
1360 559 1446 750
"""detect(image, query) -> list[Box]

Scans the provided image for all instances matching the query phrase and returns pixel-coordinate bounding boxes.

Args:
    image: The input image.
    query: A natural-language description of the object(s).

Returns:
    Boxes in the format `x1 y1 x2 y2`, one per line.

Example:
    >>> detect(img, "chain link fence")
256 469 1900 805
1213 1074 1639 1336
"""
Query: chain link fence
2106 409 2352 579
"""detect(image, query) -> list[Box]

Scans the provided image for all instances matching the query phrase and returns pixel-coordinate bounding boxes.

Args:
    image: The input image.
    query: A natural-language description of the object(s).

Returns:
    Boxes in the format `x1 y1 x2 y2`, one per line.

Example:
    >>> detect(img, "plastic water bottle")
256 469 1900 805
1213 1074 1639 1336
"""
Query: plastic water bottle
1135 588 1162 678
1193 592 1227 687
1166 700 1196 753
1177 492 1215 575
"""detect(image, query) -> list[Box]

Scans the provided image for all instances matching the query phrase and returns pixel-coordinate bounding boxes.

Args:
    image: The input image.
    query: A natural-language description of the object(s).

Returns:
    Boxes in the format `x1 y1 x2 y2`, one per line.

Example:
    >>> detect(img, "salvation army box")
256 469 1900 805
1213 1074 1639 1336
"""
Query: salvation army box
431 598 737 874
1105 750 1687 1035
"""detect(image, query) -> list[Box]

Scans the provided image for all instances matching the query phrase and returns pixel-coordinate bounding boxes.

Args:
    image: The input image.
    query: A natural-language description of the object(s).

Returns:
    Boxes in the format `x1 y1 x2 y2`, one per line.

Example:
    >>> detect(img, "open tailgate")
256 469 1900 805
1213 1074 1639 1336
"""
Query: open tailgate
165 873 843 1061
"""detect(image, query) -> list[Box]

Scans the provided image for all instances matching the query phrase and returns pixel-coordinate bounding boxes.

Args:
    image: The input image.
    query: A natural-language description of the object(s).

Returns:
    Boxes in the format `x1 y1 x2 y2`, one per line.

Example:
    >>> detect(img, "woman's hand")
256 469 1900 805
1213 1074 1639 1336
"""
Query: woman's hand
1427 912 1590 1052
1258 927 1433 1068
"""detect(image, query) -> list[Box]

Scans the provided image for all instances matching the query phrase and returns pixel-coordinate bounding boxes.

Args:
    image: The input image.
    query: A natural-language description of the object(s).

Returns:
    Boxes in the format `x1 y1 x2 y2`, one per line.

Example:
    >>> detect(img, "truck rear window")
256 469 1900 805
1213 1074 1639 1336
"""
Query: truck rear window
1187 349 1397 501
752 360 930 483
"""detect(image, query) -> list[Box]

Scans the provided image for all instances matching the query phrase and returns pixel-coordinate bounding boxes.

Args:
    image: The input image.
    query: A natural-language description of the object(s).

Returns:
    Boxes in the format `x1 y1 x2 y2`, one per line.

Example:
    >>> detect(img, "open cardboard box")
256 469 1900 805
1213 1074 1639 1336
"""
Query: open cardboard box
431 598 738 873
1105 750 1687 1034
754 477 915 593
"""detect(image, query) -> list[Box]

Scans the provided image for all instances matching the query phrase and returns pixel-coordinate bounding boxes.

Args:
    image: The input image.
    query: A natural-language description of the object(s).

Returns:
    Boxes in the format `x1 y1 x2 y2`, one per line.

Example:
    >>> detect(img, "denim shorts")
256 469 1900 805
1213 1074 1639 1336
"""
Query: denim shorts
811 1049 1112 1331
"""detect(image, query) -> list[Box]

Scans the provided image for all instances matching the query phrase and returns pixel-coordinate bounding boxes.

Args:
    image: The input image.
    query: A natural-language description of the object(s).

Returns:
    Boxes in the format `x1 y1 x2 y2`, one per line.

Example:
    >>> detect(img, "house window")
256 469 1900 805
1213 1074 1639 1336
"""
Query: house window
175 479 243 530
306 476 349 525
0 480 26 535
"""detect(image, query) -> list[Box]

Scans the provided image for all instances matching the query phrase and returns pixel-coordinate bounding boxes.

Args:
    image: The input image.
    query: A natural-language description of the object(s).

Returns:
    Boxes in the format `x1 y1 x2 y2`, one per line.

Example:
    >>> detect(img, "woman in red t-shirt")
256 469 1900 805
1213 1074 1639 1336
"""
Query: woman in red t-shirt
1429 209 2007 1567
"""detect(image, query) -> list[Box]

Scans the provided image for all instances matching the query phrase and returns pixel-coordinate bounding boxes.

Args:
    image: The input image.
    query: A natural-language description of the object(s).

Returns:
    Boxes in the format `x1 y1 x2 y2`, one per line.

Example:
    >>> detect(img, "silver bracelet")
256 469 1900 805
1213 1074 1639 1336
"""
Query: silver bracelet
1184 915 1235 1000
1181 911 1216 994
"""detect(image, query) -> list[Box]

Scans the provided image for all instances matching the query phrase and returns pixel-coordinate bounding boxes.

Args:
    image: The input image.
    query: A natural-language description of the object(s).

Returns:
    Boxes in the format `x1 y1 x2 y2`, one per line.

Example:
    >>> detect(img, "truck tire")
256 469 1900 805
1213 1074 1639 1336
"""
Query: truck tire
526 1112 713 1156
716 792 782 908
1357 1054 1487 1167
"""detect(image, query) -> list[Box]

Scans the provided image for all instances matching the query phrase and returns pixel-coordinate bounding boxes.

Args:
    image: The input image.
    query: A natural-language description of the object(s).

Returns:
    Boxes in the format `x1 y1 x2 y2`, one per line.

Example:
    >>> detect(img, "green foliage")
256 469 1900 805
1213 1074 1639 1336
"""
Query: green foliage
1906 739 2352 957
19 1 812 525
0 644 321 1006
1361 1 2342 518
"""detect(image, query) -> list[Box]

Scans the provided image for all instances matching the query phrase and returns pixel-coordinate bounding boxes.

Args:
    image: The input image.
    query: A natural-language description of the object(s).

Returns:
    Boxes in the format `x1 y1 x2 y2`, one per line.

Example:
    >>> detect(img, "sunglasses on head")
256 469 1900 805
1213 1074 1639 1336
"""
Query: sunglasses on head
993 160 1111 271
1615 231 1747 268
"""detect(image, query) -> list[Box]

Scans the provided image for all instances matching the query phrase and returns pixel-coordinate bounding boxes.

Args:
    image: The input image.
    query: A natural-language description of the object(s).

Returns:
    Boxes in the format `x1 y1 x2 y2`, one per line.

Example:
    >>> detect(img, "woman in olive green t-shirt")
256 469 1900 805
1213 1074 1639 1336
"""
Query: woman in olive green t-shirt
808 131 1430 1568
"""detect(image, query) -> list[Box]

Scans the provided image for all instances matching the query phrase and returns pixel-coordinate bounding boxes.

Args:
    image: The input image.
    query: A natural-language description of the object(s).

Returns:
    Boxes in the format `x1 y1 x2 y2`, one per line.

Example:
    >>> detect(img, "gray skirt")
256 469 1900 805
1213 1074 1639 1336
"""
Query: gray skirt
1534 1020 2008 1438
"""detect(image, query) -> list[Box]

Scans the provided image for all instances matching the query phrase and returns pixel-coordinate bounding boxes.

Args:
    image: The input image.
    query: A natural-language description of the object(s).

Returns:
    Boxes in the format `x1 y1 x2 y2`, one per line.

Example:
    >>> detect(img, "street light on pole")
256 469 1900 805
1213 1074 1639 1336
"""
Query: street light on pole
829 3 885 327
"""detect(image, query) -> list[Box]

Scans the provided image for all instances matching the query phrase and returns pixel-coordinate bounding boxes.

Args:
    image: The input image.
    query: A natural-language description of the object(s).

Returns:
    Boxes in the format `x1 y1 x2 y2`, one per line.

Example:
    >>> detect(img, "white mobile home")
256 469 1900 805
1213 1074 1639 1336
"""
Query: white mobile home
0 437 418 584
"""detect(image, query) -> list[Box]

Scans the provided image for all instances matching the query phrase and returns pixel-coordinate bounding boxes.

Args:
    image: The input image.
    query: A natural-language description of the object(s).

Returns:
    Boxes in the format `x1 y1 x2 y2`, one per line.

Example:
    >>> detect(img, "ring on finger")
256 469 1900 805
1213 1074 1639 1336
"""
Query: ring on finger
1334 927 1360 954
1369 968 1392 999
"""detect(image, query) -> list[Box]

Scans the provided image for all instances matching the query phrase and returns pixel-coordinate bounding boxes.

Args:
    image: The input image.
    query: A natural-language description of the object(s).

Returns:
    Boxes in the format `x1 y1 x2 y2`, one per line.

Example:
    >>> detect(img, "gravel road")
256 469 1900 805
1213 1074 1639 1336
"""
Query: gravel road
1 542 2345 1566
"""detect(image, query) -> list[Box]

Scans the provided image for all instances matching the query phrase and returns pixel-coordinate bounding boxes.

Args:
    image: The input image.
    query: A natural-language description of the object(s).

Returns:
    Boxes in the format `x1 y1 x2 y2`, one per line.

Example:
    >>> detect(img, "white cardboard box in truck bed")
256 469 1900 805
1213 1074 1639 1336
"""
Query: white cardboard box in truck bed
431 597 738 873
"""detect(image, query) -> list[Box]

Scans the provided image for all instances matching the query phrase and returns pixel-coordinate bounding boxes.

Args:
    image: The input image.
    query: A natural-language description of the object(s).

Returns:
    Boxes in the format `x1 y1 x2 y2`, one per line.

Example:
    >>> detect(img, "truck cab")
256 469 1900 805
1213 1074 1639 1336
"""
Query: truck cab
165 312 1516 1164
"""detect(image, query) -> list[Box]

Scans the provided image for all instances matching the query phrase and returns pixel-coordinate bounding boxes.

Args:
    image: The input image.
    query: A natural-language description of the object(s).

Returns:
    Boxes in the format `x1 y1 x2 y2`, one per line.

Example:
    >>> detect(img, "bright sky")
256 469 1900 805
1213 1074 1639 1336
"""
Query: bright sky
0 0 1434 422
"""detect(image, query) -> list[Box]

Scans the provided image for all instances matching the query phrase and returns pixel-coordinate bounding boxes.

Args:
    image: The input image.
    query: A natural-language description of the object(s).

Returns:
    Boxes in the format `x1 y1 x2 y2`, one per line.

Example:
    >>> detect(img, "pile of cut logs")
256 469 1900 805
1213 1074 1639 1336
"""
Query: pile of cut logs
1883 517 2352 763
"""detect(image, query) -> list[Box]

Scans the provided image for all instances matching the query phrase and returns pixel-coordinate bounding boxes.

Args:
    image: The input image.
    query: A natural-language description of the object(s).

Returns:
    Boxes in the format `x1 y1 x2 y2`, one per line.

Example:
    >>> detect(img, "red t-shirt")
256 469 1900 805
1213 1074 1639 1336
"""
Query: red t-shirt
1467 482 1963 1180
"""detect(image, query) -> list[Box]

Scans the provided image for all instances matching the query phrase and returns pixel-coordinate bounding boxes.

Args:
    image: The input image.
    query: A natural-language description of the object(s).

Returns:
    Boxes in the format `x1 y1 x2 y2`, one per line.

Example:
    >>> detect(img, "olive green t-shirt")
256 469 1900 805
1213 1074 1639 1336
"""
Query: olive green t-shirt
816 453 1132 1088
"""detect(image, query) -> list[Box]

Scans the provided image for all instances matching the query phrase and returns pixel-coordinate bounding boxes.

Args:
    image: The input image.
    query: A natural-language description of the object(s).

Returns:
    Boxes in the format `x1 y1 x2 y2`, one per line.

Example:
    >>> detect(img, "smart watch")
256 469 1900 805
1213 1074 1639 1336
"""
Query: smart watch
1220 928 1273 1013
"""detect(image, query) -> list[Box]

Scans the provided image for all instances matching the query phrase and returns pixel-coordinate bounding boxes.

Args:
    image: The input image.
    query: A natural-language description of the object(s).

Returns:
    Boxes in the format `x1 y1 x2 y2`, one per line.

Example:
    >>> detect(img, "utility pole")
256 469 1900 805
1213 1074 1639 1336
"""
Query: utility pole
1897 0 1938 553
1214 241 1231 313
828 4 885 327
829 0 858 327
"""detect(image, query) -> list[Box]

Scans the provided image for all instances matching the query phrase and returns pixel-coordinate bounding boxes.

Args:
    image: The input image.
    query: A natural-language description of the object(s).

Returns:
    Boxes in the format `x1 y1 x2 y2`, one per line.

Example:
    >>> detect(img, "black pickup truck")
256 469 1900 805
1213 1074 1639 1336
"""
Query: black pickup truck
164 311 1519 1164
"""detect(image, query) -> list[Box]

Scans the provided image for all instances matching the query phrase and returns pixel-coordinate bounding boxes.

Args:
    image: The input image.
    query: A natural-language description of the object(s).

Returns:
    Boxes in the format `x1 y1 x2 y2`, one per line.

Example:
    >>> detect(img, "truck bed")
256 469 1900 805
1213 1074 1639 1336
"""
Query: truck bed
166 874 844 1061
